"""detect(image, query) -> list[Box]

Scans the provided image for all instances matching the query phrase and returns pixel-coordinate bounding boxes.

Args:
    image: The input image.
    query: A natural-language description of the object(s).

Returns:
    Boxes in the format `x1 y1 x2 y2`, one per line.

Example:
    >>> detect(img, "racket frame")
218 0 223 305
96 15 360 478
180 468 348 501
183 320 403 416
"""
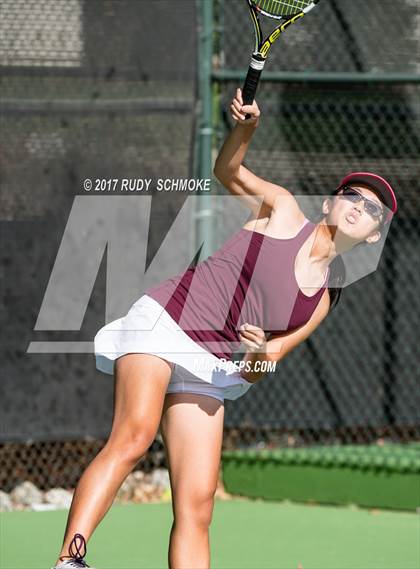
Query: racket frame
242 0 320 108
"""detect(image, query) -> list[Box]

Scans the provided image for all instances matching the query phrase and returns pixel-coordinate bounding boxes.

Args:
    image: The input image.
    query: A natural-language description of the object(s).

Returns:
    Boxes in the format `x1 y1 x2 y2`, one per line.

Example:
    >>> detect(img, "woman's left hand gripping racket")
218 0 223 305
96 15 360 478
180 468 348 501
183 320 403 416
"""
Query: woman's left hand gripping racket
242 0 321 113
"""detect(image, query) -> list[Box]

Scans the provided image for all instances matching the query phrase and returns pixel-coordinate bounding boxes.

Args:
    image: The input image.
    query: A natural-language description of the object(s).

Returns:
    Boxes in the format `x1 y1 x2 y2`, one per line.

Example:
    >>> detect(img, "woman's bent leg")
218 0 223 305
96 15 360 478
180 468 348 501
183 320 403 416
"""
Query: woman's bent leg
159 393 225 569
54 353 173 564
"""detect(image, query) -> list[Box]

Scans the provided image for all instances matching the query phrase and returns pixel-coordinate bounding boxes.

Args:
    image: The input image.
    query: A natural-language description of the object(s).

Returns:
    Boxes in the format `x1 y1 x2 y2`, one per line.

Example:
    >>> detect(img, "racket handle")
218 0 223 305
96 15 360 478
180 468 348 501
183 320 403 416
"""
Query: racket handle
242 55 265 118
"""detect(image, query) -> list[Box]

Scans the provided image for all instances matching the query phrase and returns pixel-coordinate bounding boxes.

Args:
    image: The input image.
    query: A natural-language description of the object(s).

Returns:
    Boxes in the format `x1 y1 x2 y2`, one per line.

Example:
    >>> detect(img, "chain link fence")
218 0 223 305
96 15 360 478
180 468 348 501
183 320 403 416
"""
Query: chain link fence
1 0 419 492
214 0 420 446
217 0 420 74
1 1 198 490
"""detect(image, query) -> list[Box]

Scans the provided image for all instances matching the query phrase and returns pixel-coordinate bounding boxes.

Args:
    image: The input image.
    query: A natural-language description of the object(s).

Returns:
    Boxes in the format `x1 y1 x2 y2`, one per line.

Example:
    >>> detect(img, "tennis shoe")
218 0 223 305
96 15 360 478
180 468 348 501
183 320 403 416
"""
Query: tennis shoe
52 533 96 569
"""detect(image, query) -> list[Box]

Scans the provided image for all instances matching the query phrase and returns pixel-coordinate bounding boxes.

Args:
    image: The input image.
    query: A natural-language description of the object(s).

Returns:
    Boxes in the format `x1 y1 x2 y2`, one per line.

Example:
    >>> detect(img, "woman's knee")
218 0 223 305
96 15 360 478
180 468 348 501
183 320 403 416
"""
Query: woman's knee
106 421 158 463
174 488 216 529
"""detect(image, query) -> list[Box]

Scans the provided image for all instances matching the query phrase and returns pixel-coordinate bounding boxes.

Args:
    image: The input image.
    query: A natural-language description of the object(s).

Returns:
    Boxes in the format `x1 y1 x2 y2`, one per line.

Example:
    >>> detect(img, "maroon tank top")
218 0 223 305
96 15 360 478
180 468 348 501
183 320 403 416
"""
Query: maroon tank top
144 218 330 360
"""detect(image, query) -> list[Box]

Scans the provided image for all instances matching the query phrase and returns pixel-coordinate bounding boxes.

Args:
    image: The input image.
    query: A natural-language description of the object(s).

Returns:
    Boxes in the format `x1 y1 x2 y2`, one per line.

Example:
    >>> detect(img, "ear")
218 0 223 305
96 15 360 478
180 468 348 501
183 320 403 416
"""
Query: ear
365 230 381 244
322 197 332 215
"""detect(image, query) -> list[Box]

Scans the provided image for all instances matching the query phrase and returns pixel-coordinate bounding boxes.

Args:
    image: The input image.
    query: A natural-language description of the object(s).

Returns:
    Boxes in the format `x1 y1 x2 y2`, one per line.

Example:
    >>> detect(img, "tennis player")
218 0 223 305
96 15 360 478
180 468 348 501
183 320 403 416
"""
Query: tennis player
52 89 397 569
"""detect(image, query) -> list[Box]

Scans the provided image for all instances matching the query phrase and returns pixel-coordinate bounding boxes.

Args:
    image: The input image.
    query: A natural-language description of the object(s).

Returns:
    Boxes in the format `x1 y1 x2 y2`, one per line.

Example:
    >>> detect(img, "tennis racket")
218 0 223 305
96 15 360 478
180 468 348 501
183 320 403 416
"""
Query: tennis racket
242 0 321 110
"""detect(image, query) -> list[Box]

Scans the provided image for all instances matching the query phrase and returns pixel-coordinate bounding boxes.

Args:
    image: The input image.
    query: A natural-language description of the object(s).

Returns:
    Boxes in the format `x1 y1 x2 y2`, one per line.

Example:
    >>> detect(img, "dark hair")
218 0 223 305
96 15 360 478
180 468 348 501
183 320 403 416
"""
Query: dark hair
327 254 345 311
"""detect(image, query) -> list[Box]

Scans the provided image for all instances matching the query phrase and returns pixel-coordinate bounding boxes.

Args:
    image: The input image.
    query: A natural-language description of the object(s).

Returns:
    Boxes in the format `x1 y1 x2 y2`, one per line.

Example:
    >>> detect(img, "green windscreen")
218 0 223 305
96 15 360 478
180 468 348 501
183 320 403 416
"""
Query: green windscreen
251 0 313 17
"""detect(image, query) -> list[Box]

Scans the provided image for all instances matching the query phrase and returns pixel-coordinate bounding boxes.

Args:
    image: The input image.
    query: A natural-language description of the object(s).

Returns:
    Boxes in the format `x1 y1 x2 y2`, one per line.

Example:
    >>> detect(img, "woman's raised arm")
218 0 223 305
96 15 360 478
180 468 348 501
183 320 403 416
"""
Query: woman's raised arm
213 88 294 216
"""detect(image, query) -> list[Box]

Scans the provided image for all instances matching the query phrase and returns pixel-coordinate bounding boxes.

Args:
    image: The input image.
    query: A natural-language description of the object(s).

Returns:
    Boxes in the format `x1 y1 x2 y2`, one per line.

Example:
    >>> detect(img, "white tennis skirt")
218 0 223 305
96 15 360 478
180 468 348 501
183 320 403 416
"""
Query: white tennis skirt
94 294 253 402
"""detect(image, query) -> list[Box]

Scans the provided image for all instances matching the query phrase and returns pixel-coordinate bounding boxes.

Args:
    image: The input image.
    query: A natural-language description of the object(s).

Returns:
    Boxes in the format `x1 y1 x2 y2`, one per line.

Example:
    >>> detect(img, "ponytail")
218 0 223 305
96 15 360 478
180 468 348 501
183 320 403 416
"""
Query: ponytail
327 254 346 311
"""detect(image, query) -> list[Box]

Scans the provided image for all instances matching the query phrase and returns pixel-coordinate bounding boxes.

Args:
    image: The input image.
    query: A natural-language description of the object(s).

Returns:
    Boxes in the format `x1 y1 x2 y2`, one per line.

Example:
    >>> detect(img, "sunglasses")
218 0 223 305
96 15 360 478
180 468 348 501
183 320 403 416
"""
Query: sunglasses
336 185 384 220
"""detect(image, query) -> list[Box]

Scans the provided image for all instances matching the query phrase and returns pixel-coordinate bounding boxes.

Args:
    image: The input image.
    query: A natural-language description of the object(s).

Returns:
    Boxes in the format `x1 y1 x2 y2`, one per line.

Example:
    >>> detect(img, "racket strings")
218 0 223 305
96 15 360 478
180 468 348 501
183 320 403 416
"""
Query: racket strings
252 0 312 17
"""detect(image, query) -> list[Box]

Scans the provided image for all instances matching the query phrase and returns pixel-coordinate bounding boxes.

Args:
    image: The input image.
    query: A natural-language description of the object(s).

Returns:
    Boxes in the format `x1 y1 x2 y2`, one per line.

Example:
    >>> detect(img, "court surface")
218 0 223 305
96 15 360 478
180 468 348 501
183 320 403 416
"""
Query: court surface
1 499 418 569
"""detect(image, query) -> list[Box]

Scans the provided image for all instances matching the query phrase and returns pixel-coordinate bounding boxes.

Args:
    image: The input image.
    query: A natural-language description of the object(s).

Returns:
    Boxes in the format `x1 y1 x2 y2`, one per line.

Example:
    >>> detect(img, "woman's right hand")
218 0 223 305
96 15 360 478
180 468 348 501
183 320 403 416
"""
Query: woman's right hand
230 88 260 125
